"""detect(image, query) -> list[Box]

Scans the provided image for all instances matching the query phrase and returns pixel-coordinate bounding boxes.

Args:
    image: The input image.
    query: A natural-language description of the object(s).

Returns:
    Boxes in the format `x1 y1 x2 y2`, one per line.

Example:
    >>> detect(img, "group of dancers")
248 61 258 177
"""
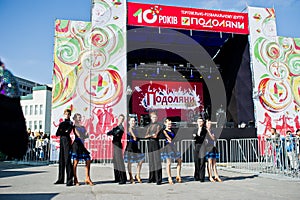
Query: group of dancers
54 109 222 186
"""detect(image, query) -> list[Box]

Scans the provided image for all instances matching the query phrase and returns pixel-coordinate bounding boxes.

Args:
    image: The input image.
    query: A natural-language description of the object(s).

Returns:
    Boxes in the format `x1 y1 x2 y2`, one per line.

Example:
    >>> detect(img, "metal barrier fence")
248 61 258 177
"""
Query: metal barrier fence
19 139 228 166
18 138 50 165
17 136 300 179
229 137 300 179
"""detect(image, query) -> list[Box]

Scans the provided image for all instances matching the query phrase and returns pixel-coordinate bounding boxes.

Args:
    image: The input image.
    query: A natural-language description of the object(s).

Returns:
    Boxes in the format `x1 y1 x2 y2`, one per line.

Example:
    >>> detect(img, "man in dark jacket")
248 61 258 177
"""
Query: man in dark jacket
107 114 127 184
192 117 207 182
54 109 74 186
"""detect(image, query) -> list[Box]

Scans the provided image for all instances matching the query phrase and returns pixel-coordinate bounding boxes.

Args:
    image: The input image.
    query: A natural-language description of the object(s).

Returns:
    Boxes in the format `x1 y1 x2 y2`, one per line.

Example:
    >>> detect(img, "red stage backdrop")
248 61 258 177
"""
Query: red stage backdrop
128 2 249 34
131 80 204 122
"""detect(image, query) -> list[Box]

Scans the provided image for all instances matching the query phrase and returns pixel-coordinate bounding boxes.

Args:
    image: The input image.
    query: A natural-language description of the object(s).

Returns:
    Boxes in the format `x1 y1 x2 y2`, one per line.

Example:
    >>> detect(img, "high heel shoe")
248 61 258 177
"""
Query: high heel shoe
85 179 94 186
135 175 142 183
130 178 135 184
175 176 182 183
74 178 80 186
168 177 174 185
214 177 222 182
209 177 216 182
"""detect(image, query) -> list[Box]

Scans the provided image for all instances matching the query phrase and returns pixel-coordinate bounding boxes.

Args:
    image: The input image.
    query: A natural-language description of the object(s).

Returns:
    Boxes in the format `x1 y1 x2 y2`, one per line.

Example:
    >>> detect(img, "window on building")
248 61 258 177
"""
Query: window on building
39 104 43 115
29 121 32 131
25 105 28 115
34 105 38 115
30 105 33 115
39 120 43 130
34 121 37 131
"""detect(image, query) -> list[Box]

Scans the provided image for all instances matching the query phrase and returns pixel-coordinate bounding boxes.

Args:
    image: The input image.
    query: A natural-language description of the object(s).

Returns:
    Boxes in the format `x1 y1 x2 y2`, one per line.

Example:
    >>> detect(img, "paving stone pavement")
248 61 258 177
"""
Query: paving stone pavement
0 161 299 200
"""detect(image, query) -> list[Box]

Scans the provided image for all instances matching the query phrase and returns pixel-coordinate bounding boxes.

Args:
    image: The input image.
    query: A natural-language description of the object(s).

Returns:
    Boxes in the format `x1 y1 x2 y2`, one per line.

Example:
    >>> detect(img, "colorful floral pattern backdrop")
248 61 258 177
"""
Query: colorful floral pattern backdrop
50 0 126 161
248 7 300 137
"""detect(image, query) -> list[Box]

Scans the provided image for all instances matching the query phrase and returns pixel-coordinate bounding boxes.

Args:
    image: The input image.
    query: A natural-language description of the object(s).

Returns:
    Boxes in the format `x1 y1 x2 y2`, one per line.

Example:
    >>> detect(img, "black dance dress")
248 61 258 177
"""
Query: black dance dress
71 126 91 161
161 129 181 161
124 128 145 163
205 131 220 160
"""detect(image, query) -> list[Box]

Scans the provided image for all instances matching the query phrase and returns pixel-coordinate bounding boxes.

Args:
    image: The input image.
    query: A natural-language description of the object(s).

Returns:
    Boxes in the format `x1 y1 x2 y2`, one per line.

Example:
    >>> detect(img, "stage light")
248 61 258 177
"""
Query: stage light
216 76 220 79
163 74 167 78
134 63 137 70
151 73 157 77
208 75 211 79
200 76 203 79
145 74 148 77
190 69 193 78
238 122 247 129
182 75 185 78
173 65 176 72
157 67 160 74
132 71 137 76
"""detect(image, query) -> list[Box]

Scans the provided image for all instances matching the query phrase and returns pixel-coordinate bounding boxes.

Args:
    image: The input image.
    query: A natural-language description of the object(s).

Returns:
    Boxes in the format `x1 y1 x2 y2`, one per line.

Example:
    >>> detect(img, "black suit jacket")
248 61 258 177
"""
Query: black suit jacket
192 127 207 144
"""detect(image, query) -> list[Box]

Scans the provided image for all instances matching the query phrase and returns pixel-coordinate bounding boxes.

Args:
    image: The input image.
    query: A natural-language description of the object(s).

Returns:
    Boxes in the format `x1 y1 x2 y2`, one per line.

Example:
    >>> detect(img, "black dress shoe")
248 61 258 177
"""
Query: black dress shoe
118 181 126 185
200 179 205 182
66 182 73 186
156 182 162 185
54 181 64 184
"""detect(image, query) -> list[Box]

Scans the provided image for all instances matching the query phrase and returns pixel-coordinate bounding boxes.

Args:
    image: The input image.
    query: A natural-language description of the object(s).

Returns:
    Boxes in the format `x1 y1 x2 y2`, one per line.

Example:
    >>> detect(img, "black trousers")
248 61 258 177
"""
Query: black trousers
112 142 127 183
57 137 73 184
194 143 206 181
148 139 162 184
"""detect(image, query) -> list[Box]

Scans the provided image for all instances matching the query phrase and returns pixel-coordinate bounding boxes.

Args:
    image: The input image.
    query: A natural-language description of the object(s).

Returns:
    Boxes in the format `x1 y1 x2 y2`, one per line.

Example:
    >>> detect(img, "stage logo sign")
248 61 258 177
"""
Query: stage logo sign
131 80 203 122
139 86 201 110
128 2 249 34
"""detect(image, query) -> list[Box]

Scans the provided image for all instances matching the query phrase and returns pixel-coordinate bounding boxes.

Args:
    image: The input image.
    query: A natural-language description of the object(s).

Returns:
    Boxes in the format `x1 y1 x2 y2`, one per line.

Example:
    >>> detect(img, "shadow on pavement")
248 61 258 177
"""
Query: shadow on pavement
0 193 59 200
0 170 45 179
220 174 258 181
0 161 46 179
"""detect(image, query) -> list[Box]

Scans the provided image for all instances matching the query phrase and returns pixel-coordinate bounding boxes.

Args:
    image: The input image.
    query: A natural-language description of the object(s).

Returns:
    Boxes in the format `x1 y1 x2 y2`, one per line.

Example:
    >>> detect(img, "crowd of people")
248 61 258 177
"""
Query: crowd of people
54 109 222 186
26 129 50 161
265 127 300 172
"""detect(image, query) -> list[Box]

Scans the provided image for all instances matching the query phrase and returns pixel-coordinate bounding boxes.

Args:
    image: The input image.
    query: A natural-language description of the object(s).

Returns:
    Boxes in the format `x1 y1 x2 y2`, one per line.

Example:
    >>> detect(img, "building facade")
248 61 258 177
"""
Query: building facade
15 76 42 96
20 85 52 135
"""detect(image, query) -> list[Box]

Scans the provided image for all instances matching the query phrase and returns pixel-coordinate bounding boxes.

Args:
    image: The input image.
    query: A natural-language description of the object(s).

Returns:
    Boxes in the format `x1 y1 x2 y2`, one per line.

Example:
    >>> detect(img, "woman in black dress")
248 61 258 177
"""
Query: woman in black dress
124 117 145 183
161 118 182 184
205 120 222 182
71 113 94 186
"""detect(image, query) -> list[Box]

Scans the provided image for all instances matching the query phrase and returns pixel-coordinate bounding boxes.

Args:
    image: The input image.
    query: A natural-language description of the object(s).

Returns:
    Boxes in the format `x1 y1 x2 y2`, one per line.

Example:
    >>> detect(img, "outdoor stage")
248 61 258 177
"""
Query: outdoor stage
50 1 300 161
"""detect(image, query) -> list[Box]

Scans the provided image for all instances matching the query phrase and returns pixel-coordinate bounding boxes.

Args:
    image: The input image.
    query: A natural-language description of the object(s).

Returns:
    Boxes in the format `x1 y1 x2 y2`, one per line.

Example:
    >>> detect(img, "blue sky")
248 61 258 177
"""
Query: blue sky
1 0 299 84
